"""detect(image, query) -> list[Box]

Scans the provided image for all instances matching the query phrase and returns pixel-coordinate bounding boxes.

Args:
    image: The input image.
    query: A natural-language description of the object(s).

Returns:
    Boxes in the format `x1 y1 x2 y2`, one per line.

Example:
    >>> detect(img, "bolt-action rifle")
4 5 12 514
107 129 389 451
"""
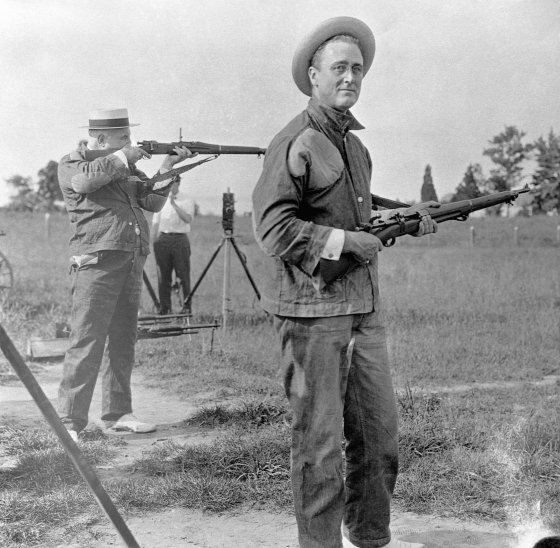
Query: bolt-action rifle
83 139 266 193
320 186 532 284
83 140 266 161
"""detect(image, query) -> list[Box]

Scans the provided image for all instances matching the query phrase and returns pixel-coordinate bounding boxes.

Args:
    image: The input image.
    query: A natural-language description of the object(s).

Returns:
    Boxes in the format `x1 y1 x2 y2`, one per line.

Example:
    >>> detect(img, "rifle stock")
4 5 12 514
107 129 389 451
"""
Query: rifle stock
320 187 531 284
84 140 266 160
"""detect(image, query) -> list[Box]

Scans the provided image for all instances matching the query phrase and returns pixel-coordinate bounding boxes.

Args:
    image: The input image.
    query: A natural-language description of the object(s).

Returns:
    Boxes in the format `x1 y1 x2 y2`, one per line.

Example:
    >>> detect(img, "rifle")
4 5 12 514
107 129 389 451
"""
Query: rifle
84 140 266 161
320 186 531 284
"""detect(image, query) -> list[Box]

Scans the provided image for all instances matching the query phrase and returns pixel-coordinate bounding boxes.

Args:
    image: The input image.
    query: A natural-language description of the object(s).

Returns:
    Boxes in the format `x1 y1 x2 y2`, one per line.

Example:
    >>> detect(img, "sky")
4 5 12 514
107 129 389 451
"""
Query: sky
0 0 559 213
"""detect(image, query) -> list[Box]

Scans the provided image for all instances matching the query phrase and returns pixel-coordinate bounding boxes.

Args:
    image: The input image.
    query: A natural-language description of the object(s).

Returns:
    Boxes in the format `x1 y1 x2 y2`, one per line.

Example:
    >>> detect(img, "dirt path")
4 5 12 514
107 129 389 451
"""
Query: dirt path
0 359 554 548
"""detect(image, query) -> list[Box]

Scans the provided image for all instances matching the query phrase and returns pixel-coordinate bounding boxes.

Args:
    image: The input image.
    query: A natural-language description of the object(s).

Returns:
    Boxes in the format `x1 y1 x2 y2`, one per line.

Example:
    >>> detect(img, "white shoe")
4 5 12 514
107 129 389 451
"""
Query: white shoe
105 413 156 433
66 429 79 443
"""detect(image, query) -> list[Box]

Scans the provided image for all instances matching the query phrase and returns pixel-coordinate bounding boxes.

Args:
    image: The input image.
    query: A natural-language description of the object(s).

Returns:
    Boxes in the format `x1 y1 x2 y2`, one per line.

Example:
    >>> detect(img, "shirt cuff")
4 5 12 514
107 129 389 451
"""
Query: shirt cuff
112 150 128 167
320 228 344 260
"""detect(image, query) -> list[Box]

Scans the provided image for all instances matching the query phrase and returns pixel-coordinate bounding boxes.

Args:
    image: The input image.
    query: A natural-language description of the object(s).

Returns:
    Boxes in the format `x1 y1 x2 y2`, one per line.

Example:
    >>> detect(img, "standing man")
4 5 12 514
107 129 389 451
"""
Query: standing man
252 17 436 548
152 175 195 315
58 108 195 441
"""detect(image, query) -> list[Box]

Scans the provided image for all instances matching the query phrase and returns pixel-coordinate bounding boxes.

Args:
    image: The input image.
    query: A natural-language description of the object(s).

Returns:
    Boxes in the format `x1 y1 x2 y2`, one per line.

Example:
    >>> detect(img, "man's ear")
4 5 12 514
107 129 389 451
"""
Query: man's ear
96 133 106 145
308 66 318 89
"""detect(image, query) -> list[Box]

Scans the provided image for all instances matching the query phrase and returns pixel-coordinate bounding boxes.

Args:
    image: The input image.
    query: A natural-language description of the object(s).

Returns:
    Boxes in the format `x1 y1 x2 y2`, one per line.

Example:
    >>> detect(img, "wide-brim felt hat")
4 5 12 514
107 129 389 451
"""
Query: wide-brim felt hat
292 16 376 96
81 108 139 129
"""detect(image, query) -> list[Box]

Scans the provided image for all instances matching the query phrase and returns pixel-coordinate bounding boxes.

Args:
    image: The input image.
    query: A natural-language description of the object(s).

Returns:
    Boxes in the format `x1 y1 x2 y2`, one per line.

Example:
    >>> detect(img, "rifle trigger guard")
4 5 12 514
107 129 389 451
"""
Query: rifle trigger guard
384 237 396 247
456 214 469 222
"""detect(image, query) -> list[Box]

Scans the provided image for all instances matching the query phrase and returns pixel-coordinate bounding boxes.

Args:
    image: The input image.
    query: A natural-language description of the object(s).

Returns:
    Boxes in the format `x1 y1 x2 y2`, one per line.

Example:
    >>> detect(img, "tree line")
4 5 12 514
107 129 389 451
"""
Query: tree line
421 125 559 214
3 126 559 213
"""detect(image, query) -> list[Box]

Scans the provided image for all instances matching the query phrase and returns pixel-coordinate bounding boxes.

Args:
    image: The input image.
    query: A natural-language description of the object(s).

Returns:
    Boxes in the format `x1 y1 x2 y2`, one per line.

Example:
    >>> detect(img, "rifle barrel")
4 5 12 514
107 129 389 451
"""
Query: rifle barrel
138 140 266 156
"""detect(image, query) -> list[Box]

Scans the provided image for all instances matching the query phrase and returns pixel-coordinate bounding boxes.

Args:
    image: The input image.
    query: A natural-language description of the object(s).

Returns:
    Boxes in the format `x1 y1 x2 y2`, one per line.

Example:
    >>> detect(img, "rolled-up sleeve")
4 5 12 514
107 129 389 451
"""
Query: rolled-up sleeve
252 135 332 278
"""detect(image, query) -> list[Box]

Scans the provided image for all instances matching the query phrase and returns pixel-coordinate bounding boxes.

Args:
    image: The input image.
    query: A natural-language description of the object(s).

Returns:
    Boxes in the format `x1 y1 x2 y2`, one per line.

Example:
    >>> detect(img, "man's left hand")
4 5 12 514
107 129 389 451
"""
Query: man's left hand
163 146 198 169
404 201 439 236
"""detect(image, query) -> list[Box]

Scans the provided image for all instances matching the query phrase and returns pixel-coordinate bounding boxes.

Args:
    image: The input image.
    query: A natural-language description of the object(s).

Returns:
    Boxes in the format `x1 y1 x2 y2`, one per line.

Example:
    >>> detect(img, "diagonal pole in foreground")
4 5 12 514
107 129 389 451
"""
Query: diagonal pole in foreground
0 323 141 548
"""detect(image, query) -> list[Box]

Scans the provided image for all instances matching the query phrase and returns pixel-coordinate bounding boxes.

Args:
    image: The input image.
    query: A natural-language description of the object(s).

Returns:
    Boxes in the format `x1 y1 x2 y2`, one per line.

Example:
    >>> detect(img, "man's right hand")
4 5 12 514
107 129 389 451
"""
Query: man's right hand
122 145 151 164
342 230 383 263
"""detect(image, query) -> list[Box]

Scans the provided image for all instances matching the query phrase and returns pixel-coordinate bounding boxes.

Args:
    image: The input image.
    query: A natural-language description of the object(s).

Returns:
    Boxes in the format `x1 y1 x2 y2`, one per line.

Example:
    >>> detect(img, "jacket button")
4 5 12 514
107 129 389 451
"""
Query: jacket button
357 196 363 203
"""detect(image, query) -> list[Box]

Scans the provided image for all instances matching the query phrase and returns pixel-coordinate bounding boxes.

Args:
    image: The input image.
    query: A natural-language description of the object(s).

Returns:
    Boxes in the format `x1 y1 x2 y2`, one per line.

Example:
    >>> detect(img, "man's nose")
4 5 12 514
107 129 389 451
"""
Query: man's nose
343 68 355 83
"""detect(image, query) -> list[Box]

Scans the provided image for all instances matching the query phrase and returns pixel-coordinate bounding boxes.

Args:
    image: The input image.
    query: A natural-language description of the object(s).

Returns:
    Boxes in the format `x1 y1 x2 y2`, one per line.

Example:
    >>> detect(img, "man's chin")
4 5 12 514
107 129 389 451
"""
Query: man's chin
335 99 358 111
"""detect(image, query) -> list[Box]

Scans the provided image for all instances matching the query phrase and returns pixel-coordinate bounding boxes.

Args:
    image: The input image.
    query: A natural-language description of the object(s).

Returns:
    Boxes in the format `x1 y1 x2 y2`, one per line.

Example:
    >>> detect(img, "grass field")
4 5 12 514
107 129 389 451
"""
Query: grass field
0 209 559 545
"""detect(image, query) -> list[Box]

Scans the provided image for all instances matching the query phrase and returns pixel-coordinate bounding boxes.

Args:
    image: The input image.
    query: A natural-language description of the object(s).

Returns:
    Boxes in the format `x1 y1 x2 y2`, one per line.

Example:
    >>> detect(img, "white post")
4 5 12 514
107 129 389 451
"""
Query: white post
557 225 560 245
469 226 475 247
44 212 51 240
513 226 519 246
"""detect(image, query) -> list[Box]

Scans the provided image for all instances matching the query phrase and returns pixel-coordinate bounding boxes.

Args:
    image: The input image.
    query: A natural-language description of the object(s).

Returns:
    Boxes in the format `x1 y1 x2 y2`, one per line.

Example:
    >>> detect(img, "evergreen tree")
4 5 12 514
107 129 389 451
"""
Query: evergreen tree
36 160 62 210
4 174 40 211
532 129 560 212
483 125 533 193
420 164 438 202
452 164 487 202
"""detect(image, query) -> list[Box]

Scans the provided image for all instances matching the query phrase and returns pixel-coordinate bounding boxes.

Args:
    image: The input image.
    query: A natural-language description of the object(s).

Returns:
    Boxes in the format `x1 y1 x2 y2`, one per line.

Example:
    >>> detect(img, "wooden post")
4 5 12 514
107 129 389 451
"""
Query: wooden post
469 226 475 247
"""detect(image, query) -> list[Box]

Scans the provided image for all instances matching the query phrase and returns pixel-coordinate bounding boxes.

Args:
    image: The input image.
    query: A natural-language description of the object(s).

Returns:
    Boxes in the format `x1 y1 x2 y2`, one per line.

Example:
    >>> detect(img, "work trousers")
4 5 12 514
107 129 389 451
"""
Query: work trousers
275 311 398 548
153 232 191 314
58 249 146 432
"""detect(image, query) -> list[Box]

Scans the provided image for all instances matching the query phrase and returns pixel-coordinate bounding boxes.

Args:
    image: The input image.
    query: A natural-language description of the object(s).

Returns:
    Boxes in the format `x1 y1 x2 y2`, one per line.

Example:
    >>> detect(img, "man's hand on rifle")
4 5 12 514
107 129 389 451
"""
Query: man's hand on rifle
380 201 440 237
161 146 198 171
342 230 384 264
404 201 440 236
122 145 152 164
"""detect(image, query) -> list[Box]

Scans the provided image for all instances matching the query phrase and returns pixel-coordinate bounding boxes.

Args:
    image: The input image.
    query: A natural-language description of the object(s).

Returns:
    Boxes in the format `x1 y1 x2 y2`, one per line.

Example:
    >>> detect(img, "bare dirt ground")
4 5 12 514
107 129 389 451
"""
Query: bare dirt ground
0 359 555 548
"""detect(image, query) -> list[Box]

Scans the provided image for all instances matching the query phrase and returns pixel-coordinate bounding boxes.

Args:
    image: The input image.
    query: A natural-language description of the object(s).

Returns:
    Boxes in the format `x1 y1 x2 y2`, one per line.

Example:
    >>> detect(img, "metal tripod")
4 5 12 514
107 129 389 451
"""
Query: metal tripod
184 191 260 331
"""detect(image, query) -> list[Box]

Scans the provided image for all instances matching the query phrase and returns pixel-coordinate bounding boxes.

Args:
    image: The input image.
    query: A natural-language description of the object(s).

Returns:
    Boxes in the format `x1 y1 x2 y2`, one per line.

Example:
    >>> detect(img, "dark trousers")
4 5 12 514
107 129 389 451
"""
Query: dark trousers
274 311 398 548
153 232 191 313
58 249 146 432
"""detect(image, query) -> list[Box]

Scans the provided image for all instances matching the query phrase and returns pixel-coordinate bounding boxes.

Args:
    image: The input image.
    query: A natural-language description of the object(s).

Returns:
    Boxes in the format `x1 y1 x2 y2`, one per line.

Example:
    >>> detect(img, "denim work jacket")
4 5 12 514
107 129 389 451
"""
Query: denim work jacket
252 98 379 317
58 149 167 256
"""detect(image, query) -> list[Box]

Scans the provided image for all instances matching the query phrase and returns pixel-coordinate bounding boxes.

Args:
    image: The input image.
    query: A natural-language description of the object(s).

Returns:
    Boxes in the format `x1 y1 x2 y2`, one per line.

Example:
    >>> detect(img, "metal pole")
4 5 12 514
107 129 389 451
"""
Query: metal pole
0 324 141 548
222 235 232 332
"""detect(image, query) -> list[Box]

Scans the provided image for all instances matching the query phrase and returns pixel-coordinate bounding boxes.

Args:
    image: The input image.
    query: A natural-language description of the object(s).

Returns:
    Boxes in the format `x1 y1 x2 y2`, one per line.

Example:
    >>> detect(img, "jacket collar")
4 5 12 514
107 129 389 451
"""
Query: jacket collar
307 97 365 136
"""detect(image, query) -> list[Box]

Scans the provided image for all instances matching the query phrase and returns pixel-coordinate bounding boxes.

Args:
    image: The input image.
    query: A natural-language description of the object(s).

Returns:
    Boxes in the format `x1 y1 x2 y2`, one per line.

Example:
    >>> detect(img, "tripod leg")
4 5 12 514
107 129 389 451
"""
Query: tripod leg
229 237 261 300
184 237 225 309
142 270 161 310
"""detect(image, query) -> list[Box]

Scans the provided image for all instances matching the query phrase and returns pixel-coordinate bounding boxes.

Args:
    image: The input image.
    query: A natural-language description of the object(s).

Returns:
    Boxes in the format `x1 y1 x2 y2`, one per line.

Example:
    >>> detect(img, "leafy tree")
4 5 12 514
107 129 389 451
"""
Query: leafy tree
531 129 560 213
420 164 438 202
4 174 40 211
36 160 62 210
452 163 487 202
483 126 533 193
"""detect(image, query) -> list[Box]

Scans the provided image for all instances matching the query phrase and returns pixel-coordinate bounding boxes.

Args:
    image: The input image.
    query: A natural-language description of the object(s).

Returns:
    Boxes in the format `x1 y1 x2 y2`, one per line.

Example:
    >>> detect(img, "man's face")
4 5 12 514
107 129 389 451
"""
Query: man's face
308 41 363 111
102 128 132 149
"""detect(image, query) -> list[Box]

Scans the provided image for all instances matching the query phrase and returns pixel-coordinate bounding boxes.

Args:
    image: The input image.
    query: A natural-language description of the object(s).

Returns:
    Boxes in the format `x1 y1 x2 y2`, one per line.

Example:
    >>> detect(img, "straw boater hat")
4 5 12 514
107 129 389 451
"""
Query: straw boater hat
291 16 376 97
81 108 139 129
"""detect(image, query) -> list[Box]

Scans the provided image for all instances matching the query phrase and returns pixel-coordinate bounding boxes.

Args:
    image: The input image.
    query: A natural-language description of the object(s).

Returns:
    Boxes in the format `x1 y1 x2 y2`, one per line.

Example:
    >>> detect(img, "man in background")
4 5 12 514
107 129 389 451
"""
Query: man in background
252 17 436 548
152 175 195 315
58 108 195 441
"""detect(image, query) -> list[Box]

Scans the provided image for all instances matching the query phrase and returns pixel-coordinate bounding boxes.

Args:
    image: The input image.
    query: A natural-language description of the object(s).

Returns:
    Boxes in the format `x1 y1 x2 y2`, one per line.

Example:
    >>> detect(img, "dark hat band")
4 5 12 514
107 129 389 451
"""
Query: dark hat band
89 117 129 128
